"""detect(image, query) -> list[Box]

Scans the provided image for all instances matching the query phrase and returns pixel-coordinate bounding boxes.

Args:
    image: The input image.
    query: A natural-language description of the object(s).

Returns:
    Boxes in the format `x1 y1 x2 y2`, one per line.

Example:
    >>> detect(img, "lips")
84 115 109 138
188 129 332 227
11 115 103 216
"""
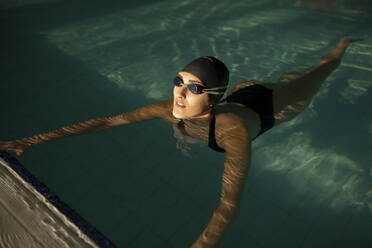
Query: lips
175 101 186 108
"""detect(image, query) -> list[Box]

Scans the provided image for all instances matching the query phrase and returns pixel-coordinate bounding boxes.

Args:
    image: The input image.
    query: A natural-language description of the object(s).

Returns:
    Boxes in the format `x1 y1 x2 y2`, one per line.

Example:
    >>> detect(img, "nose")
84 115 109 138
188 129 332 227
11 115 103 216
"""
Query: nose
174 85 187 98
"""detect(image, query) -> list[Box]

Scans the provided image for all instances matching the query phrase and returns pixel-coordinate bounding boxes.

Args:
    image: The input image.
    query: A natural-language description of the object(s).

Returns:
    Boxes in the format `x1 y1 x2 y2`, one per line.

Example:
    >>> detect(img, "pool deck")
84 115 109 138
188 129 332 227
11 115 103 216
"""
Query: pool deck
0 152 114 248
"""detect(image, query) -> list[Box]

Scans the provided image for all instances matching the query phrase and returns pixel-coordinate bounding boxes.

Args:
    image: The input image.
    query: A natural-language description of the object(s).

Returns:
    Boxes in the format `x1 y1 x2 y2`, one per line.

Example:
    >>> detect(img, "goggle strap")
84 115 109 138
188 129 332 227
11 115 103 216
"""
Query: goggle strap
203 86 227 91
202 86 227 94
204 91 225 95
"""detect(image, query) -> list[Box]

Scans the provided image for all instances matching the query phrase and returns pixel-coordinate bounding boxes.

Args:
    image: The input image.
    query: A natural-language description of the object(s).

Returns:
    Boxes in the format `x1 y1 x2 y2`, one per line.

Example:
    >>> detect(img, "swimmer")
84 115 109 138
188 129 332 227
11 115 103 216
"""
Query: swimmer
0 37 362 248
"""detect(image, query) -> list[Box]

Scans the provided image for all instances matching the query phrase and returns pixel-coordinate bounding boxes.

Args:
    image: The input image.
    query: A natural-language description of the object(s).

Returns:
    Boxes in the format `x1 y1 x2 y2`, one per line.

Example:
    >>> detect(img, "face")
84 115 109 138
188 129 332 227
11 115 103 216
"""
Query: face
172 71 212 119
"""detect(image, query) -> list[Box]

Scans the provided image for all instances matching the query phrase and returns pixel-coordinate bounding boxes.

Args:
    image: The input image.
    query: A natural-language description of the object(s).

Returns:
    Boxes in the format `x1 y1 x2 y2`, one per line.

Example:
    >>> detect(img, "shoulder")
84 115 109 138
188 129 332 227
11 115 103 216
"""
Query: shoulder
214 104 260 142
215 112 249 137
213 109 251 153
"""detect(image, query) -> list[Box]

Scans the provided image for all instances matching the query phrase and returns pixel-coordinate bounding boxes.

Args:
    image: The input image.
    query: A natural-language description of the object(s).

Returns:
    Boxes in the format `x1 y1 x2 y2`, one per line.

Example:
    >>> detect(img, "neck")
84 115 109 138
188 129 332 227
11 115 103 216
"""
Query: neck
180 108 214 123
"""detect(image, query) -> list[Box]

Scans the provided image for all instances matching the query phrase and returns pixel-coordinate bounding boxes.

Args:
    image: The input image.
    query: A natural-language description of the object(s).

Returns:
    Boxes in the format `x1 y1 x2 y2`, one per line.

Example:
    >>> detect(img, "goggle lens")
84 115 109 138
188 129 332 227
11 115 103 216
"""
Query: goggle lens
173 76 205 94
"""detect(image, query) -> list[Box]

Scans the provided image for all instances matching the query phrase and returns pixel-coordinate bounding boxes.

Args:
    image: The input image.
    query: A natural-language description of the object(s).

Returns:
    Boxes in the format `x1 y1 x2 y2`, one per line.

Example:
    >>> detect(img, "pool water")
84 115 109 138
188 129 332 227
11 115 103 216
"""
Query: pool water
0 0 371 247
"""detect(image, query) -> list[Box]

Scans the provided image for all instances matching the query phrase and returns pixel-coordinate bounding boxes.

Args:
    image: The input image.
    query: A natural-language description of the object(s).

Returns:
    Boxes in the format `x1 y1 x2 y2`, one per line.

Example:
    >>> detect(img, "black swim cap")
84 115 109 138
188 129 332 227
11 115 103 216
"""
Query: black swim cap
182 56 229 89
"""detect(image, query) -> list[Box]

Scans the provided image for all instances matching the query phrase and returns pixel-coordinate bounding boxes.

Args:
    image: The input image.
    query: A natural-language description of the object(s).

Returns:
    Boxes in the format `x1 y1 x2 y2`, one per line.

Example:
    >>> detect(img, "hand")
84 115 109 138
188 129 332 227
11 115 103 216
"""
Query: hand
0 138 33 158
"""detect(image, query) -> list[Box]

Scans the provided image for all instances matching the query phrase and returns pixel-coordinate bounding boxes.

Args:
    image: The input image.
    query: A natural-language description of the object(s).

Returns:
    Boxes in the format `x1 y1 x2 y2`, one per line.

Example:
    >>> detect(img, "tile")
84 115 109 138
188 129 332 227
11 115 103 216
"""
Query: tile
234 192 268 229
308 208 354 242
168 193 278 248
108 120 154 146
336 208 372 248
108 171 161 214
0 110 50 141
135 179 200 240
219 194 267 248
288 192 327 223
219 232 263 248
171 194 280 248
154 152 222 211
188 178 221 214
301 227 346 248
68 156 160 218
168 208 216 248
73 187 146 245
248 171 292 207
20 138 76 170
103 210 147 248
263 215 312 248
246 202 290 247
248 172 327 225
128 227 174 248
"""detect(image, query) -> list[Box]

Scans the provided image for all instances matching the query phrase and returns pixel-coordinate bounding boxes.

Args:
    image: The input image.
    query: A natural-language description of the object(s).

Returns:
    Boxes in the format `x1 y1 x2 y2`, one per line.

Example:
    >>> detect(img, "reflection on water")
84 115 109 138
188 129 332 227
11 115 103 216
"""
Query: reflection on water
173 121 202 159
255 131 372 214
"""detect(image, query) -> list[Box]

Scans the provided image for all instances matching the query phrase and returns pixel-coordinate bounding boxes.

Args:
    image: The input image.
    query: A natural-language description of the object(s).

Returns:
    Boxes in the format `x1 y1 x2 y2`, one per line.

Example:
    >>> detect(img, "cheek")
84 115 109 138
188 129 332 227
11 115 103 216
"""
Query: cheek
188 94 209 110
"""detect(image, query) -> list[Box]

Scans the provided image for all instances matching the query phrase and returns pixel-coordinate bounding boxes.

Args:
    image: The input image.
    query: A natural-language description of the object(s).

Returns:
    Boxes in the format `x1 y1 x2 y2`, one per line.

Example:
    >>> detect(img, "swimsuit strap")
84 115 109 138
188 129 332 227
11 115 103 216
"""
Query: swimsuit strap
208 113 226 153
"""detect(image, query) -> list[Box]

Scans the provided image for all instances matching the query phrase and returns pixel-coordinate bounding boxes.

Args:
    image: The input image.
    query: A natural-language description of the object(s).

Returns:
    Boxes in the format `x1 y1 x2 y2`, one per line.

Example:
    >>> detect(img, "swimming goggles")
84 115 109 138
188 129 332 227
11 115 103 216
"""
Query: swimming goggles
173 76 226 95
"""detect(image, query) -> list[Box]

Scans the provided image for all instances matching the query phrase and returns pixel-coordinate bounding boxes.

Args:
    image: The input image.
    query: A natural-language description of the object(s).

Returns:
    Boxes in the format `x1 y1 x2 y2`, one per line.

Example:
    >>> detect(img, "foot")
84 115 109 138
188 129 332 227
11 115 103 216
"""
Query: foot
339 37 363 47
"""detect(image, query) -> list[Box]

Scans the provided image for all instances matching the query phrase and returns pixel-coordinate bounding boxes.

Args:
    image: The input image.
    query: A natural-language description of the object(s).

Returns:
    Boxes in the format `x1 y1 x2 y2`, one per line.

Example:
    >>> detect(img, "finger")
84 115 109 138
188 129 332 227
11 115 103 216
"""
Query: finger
15 149 24 157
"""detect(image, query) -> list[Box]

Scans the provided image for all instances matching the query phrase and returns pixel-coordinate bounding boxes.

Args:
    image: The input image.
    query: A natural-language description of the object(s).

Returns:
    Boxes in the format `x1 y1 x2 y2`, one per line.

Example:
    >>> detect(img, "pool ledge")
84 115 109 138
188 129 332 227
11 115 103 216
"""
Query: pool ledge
0 151 116 248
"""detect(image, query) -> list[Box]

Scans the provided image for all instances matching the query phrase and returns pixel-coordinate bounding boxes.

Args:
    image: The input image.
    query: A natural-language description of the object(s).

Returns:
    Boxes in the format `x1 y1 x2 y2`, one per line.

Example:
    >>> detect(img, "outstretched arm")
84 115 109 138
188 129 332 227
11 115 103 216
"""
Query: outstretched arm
0 100 172 157
191 124 251 248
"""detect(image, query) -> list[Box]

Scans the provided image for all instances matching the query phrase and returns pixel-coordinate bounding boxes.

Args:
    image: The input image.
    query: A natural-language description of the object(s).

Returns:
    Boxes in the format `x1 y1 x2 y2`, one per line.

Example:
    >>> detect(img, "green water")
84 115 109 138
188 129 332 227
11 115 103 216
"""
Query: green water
1 0 371 247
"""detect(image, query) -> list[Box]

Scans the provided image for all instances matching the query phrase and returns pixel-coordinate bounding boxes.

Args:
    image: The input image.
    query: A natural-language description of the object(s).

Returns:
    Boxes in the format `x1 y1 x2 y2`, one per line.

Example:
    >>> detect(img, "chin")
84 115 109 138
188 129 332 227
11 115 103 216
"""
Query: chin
172 108 184 119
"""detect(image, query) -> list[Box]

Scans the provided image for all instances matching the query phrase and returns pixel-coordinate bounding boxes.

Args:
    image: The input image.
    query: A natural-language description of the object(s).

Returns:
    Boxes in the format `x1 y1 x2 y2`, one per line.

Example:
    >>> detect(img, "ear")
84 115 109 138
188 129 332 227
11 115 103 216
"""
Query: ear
208 95 217 106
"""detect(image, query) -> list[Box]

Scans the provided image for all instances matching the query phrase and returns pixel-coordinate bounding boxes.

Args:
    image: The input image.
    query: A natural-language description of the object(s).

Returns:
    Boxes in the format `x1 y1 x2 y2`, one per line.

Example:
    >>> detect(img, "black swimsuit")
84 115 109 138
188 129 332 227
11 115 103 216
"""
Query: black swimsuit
208 84 275 152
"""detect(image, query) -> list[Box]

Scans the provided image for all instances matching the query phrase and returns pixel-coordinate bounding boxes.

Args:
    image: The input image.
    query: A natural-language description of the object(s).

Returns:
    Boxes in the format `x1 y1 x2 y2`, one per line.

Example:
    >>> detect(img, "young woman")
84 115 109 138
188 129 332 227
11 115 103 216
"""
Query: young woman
0 37 361 248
